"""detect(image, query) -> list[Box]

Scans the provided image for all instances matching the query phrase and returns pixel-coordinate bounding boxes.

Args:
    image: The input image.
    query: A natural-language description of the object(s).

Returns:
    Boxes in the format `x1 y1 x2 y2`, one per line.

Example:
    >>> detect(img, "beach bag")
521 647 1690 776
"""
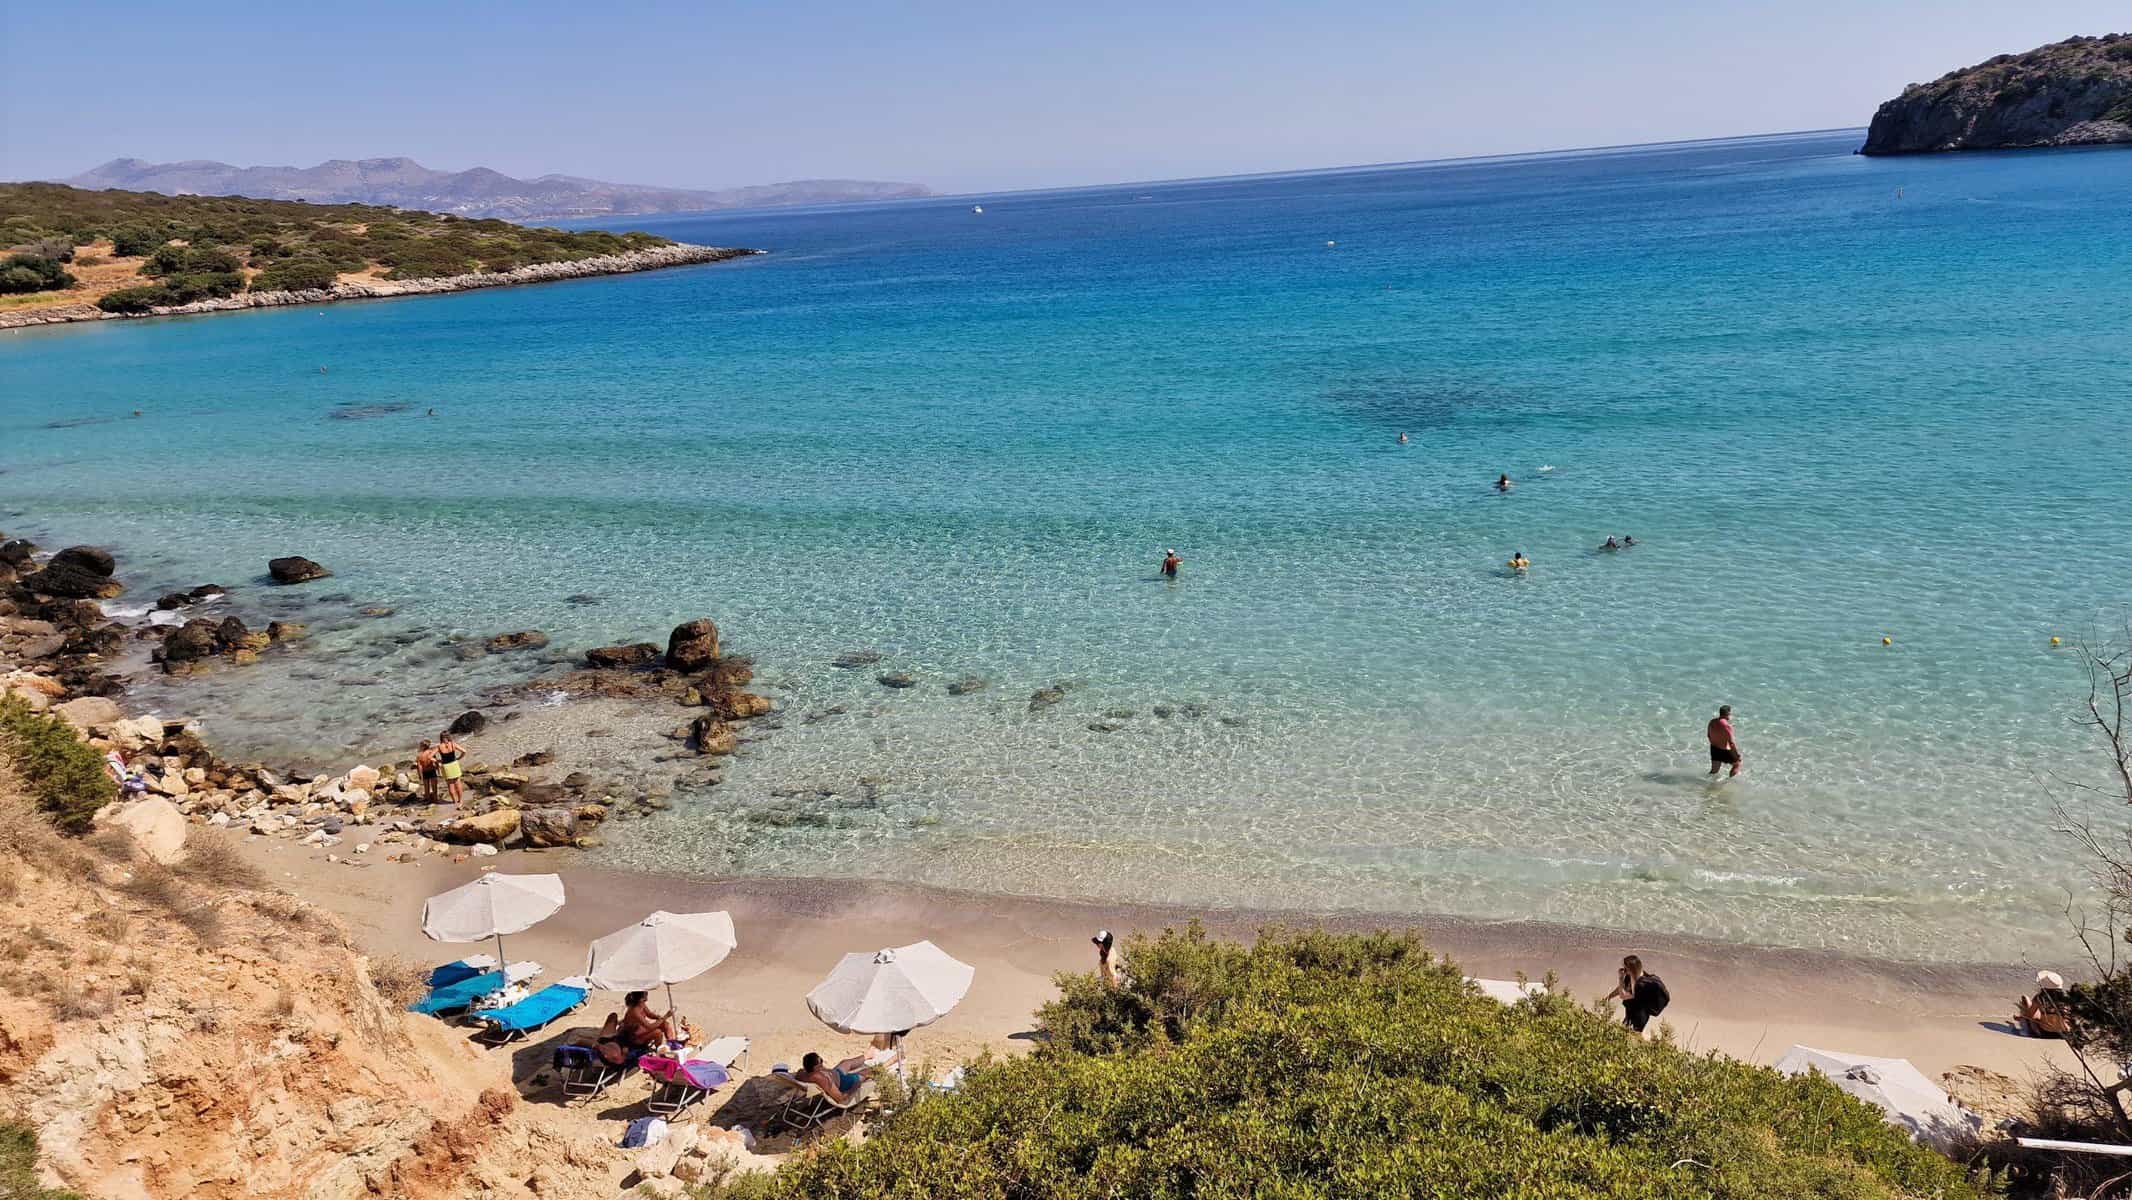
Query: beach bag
1634 974 1671 1016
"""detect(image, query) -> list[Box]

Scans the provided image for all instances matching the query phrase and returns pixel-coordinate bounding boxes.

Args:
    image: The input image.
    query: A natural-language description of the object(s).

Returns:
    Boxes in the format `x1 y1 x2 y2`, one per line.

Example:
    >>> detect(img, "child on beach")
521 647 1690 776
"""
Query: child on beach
415 739 441 804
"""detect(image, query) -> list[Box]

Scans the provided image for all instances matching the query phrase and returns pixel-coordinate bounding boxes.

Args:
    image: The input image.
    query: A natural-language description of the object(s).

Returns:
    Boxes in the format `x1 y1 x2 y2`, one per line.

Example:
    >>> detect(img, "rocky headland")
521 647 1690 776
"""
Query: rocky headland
0 243 759 330
1861 33 2132 155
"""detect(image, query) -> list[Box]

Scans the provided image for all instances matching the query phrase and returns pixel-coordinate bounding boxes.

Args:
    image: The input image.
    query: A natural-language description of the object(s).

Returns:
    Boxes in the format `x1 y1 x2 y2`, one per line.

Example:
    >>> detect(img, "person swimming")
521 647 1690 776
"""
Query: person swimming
1602 536 1620 551
1396 432 1409 444
1622 535 1636 547
1496 473 1512 492
1508 552 1530 571
1160 549 1182 579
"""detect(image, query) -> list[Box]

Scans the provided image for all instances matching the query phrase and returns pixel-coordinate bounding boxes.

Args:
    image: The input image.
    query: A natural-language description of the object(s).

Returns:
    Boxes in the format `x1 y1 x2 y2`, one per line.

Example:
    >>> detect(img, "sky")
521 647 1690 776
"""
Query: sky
3 1 2124 195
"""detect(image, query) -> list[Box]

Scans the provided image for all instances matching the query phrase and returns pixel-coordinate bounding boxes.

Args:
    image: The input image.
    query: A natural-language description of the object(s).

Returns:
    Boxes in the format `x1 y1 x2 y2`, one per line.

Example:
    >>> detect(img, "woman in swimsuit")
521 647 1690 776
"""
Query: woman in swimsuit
436 733 466 804
415 739 441 804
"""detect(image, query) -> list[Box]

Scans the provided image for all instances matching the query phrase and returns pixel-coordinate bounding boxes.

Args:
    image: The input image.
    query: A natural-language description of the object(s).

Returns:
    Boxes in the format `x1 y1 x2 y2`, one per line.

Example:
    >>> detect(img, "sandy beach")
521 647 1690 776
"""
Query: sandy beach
229 827 2078 1108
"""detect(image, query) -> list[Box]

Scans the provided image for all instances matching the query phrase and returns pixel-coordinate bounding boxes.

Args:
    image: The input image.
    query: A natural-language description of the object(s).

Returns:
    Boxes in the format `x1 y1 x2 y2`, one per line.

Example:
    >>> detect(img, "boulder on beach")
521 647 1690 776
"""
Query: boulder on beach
267 556 332 584
485 630 549 653
51 546 116 577
519 807 580 847
102 797 189 864
22 546 123 599
666 618 721 671
439 808 520 845
110 715 167 751
585 642 660 669
54 695 123 731
689 715 738 757
0 539 35 566
447 710 488 736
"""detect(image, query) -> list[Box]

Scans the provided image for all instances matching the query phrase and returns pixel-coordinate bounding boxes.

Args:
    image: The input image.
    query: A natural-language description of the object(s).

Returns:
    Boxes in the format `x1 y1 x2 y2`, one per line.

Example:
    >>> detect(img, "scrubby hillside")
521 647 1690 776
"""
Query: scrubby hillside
1862 33 2132 154
0 723 626 1200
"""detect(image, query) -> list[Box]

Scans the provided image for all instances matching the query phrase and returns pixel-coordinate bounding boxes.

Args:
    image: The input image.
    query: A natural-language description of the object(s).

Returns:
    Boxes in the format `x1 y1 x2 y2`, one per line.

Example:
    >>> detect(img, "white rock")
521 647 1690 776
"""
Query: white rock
207 811 230 827
346 765 381 792
470 843 498 857
107 798 188 864
110 715 165 751
151 773 191 798
353 843 370 854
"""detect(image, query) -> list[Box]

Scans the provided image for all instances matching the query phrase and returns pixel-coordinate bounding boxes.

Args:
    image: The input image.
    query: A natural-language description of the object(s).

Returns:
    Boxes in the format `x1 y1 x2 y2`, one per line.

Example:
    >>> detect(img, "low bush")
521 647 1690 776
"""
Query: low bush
250 257 340 292
703 927 1982 1200
142 243 240 278
0 254 74 294
0 1120 84 1199
96 285 169 313
174 837 262 890
0 697 117 834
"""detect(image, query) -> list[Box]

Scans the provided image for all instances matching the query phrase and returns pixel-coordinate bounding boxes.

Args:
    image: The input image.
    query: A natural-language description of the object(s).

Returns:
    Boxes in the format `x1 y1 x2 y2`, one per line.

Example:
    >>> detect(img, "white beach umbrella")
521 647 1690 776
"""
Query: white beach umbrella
1774 1045 1982 1150
806 941 975 1034
585 910 739 1013
420 872 566 966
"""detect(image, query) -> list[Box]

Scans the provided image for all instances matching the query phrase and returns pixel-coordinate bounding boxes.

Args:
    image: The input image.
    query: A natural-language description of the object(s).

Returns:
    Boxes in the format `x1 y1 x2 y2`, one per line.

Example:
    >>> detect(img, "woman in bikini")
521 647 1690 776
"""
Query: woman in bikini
436 733 467 804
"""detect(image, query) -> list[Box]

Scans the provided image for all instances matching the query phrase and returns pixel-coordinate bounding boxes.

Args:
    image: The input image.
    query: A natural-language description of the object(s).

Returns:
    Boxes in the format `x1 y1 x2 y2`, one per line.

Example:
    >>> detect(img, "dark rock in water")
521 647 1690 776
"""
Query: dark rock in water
1219 715 1247 727
1104 708 1136 719
704 656 754 690
359 606 396 618
1088 722 1121 733
562 771 592 789
267 556 331 584
22 552 123 599
188 584 226 601
450 641 488 661
0 540 34 567
666 618 721 671
565 594 601 606
266 620 305 642
447 709 488 735
514 750 556 767
831 650 882 669
485 629 549 653
1178 702 1210 719
50 546 115 577
214 616 250 648
160 619 221 663
585 642 659 669
1028 685 1068 712
877 672 917 689
946 676 988 696
317 592 353 604
707 690 773 719
689 714 738 756
155 592 193 611
1860 34 2132 155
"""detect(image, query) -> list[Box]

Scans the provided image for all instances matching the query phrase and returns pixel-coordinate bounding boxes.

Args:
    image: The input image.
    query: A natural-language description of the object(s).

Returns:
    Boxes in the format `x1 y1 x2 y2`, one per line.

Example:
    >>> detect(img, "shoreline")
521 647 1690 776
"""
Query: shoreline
232 834 2081 1093
0 242 759 331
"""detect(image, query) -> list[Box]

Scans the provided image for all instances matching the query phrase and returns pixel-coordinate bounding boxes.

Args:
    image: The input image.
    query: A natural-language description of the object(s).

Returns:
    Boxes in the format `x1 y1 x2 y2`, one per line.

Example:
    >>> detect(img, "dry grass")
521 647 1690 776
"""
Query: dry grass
272 985 297 1019
48 981 111 1022
85 907 130 941
121 862 226 945
0 861 18 902
123 963 152 998
367 955 430 1007
175 837 263 890
86 826 137 861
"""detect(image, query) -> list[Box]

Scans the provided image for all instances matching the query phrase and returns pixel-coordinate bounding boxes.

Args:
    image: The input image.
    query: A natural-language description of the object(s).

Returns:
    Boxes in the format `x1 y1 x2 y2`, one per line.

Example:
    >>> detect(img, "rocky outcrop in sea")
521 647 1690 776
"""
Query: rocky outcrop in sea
1860 33 2132 155
0 242 759 329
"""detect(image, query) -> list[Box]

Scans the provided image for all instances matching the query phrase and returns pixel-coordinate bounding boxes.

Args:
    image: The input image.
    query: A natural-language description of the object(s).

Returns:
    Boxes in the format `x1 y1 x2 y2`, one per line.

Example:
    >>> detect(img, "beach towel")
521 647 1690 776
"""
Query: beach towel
470 982 588 1037
640 1056 730 1090
619 1116 668 1149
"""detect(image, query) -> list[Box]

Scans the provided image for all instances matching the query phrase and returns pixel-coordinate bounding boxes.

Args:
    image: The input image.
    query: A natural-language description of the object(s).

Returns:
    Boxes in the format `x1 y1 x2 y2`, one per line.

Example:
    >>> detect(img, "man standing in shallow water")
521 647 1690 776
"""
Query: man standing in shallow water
1160 549 1182 579
1707 705 1742 778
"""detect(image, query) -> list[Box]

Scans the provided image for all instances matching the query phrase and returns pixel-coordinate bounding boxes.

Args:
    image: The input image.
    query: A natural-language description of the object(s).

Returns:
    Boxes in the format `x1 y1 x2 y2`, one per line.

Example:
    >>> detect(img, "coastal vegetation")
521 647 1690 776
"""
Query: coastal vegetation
0 695 116 834
703 926 1982 1200
0 182 677 316
0 1121 82 1200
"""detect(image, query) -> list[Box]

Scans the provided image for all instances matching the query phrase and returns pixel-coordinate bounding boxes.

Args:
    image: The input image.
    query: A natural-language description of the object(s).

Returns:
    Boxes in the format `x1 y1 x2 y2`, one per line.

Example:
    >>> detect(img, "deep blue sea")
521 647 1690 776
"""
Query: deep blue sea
5 130 2129 961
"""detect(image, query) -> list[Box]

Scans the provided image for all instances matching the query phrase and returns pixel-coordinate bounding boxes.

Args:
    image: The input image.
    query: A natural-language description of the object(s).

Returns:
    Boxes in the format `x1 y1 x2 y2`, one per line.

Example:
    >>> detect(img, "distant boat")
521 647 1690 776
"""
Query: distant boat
972 205 984 214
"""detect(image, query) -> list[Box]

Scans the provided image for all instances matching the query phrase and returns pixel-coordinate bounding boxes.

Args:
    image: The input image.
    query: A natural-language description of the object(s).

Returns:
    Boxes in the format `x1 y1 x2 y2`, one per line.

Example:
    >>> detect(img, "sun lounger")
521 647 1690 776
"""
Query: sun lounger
469 977 591 1045
641 1056 731 1117
426 955 498 990
554 1042 635 1102
765 1066 872 1141
408 960 540 1020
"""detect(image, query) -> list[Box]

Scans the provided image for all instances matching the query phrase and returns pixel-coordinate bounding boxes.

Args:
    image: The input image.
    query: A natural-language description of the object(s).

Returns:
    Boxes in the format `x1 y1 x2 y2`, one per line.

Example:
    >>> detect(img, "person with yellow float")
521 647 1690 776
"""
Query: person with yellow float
1507 551 1530 573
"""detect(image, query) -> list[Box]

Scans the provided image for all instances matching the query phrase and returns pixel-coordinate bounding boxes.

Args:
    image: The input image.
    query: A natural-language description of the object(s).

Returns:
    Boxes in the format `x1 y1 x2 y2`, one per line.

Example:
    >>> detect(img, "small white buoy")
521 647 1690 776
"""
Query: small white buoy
972 205 984 214
1325 240 1336 247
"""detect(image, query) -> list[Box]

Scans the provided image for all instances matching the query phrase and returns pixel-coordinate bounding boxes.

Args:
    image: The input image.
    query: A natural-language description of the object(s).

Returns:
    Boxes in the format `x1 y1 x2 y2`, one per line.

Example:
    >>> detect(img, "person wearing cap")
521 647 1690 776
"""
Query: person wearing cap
1160 550 1182 580
2016 971 2073 1039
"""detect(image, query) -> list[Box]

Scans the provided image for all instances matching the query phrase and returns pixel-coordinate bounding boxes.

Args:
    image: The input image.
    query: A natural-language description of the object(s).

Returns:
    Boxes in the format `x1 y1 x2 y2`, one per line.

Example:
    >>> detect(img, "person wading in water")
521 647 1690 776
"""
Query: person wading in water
1706 705 1743 778
1160 549 1182 580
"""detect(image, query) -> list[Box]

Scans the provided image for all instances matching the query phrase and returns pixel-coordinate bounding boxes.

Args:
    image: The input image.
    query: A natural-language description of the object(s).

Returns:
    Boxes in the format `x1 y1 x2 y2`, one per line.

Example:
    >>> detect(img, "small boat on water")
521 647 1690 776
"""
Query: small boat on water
972 205 984 214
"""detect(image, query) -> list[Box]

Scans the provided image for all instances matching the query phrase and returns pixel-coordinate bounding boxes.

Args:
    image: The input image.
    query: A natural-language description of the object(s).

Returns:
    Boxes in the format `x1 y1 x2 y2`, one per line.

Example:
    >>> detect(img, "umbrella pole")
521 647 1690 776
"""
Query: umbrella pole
495 932 505 971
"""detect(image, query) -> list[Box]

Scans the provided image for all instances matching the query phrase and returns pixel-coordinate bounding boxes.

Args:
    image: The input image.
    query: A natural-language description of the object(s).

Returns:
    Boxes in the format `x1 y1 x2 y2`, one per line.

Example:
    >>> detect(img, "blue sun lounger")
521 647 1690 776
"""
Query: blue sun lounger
409 960 540 1019
470 980 591 1045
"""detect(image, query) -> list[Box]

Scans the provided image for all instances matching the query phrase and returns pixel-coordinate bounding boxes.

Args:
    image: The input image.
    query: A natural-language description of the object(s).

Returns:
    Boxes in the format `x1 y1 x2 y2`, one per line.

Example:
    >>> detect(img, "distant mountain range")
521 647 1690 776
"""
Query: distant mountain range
58 157 931 221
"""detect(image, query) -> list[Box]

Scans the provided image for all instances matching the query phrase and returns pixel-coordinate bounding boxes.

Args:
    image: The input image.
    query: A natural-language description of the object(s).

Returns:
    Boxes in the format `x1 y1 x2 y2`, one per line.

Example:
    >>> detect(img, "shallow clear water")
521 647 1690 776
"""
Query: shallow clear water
5 131 2129 961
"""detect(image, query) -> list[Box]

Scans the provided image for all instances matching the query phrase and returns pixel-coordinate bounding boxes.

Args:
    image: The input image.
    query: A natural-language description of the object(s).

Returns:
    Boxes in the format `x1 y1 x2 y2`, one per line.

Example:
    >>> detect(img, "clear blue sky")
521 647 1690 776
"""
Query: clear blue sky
3 2 2122 194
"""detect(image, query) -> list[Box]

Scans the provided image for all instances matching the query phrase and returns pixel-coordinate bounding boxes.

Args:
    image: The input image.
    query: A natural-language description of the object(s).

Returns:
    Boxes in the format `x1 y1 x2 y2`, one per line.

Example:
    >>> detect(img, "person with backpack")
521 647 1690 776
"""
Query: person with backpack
1608 954 1670 1034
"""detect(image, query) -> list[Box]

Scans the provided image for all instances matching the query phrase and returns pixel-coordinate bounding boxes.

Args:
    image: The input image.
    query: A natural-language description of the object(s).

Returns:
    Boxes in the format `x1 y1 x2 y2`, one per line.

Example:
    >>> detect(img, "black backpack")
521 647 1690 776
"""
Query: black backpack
1635 973 1671 1016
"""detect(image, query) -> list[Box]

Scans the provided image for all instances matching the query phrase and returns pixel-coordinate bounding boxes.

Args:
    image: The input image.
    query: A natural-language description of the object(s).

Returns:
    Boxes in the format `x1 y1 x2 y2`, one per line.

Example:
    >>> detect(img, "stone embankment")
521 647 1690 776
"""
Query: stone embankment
0 242 759 329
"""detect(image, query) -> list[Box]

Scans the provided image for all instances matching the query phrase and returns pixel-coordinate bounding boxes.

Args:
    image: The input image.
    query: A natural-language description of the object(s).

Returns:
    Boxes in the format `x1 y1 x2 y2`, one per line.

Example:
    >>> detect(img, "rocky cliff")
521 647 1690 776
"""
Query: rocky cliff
1861 33 2132 155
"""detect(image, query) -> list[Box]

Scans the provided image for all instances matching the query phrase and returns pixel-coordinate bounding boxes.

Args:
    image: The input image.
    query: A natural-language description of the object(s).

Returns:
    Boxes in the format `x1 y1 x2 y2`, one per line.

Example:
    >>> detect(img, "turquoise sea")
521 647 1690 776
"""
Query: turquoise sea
4 130 2129 962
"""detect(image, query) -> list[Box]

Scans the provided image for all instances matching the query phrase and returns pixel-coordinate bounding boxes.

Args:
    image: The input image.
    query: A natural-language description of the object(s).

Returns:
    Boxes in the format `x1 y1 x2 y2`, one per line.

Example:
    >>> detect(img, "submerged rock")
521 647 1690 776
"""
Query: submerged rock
831 650 882 669
876 672 916 689
946 676 988 696
447 709 488 735
485 629 549 653
585 642 659 669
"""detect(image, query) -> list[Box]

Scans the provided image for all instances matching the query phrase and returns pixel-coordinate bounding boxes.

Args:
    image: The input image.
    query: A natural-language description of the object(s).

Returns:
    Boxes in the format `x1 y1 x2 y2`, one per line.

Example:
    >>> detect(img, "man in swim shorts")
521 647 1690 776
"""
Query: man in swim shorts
1160 549 1182 579
1707 705 1742 777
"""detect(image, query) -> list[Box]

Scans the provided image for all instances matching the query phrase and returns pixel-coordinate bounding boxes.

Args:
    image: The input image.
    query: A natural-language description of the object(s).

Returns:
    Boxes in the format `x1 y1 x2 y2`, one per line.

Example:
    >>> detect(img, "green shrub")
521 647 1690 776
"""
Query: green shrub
108 225 167 256
96 285 170 313
142 243 240 278
0 1120 84 1200
0 254 75 294
0 696 117 835
702 927 1983 1200
250 257 340 292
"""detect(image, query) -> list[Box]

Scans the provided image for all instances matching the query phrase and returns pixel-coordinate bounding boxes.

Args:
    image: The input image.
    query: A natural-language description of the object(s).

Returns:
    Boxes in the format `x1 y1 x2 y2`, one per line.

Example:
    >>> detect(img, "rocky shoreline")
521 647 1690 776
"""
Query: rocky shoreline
0 242 760 330
1860 33 2132 155
0 529 777 865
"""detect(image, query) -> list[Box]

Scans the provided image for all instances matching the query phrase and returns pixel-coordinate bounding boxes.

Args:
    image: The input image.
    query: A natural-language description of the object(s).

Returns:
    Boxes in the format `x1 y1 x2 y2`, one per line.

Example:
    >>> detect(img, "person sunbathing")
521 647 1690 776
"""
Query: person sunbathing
799 1051 865 1103
848 1031 906 1075
2017 971 2073 1039
590 991 679 1064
